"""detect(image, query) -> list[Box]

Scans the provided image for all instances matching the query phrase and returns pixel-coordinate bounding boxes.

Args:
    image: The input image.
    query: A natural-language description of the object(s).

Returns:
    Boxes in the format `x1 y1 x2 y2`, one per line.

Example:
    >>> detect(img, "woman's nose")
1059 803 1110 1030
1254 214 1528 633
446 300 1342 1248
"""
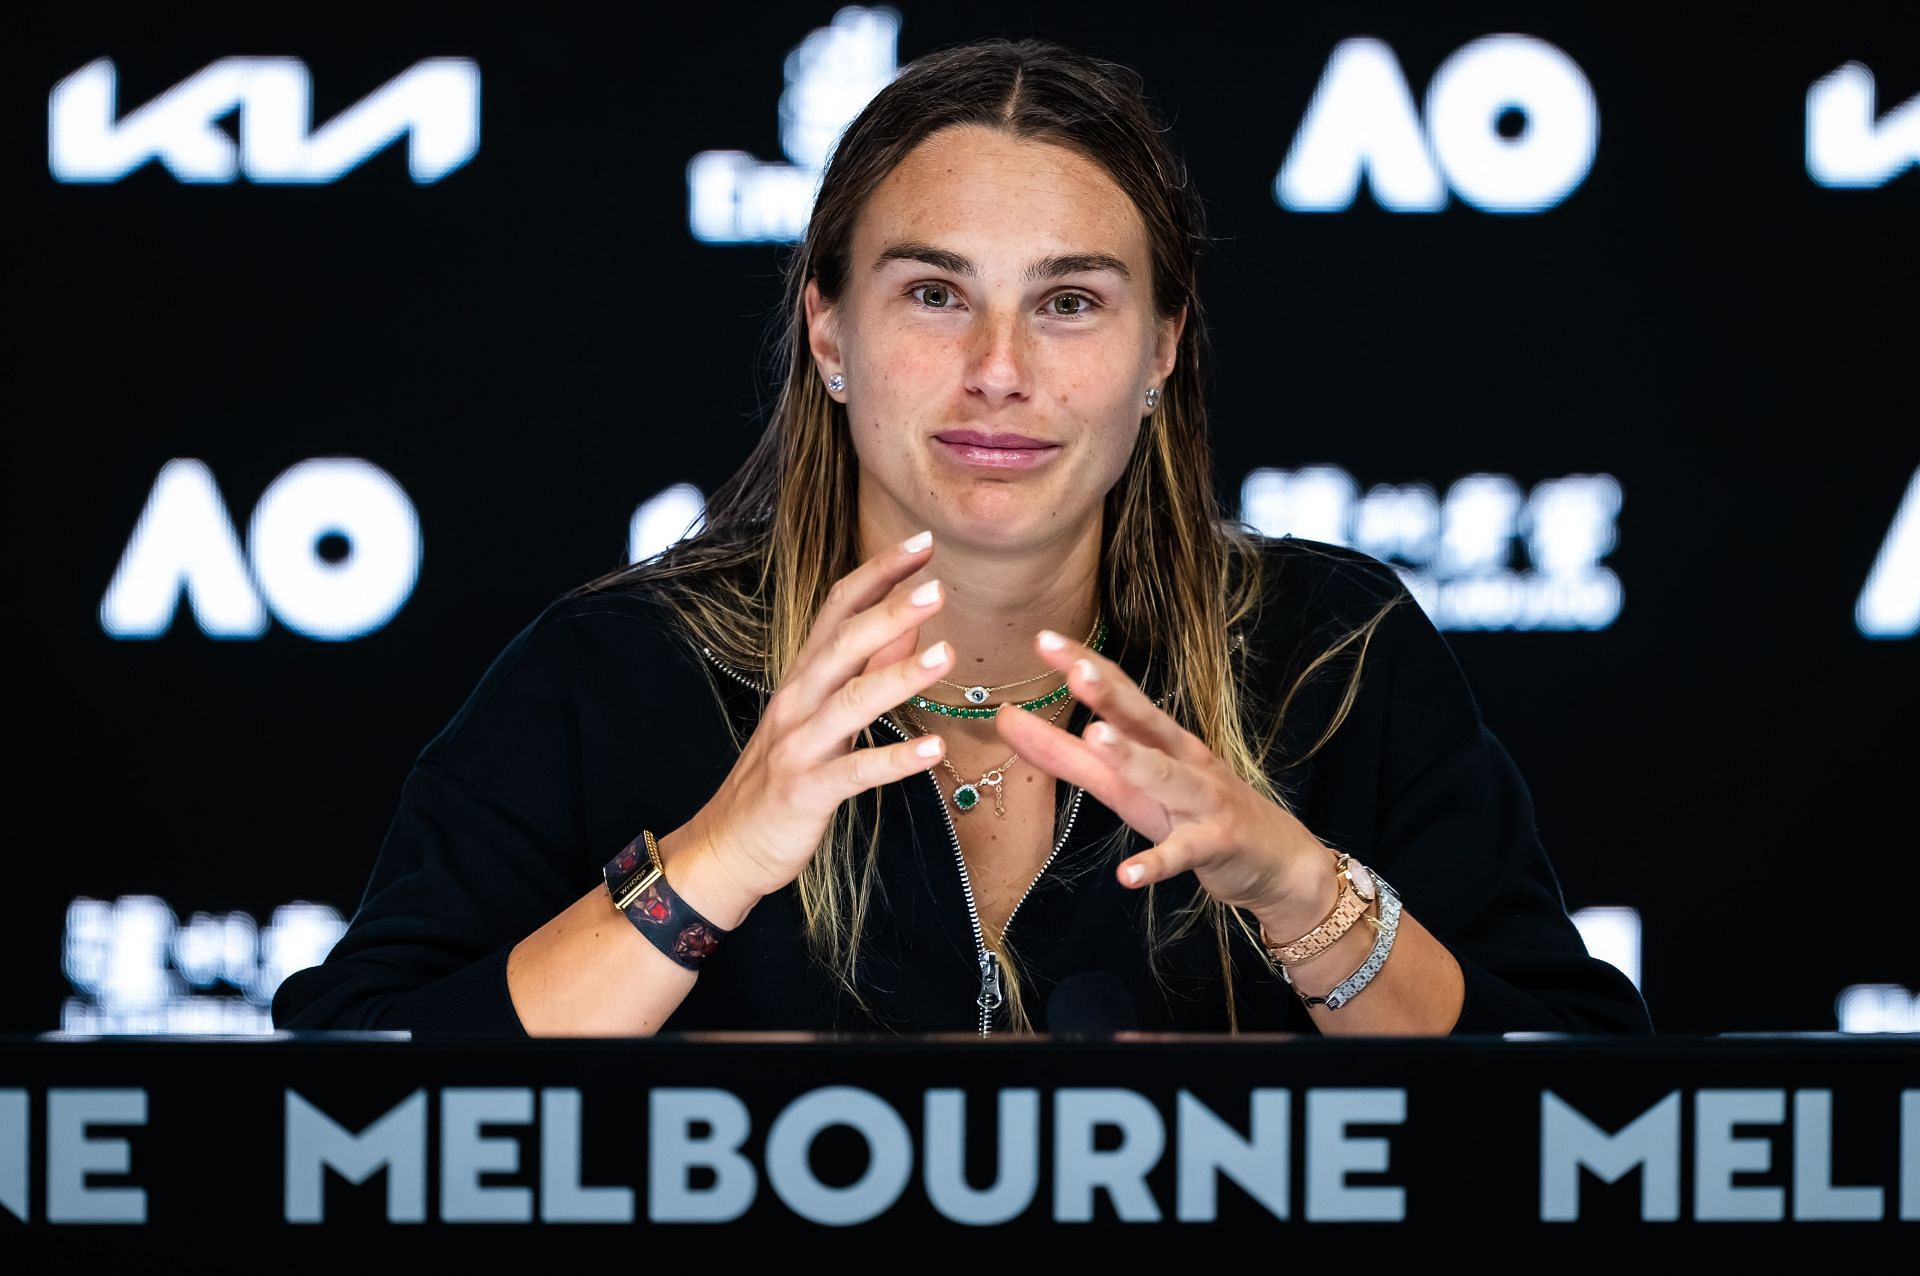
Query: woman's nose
966 307 1032 399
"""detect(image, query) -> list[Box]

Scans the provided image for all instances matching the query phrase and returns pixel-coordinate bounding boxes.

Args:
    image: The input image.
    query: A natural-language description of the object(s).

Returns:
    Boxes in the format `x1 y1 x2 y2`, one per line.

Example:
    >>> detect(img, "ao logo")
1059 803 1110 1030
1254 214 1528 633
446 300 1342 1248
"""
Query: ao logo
48 57 479 184
1278 35 1598 213
99 459 421 641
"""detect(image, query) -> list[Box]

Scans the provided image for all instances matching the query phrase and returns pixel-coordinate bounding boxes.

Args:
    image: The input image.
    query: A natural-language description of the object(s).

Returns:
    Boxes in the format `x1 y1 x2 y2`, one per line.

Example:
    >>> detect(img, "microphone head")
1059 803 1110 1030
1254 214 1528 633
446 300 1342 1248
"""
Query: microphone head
1045 971 1139 1038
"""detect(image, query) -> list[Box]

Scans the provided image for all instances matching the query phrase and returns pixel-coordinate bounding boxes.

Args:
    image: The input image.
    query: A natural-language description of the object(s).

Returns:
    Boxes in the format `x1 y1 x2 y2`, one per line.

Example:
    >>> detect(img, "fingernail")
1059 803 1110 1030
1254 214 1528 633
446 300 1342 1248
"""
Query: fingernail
1037 629 1066 651
911 579 942 606
902 529 932 553
1090 721 1116 744
919 641 948 668
1123 863 1145 885
915 736 944 757
1075 657 1099 682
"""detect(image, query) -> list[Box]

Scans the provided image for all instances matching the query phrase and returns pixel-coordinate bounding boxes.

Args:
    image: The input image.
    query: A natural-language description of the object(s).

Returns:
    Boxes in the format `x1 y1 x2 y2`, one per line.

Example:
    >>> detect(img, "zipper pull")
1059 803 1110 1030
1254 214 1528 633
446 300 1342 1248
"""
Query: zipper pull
976 949 1004 1014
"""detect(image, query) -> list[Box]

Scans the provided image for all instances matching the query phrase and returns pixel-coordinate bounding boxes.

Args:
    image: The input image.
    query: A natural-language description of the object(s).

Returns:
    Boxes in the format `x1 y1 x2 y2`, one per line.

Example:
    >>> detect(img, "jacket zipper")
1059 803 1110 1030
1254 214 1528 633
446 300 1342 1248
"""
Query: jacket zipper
697 643 1085 1036
874 710 1084 1035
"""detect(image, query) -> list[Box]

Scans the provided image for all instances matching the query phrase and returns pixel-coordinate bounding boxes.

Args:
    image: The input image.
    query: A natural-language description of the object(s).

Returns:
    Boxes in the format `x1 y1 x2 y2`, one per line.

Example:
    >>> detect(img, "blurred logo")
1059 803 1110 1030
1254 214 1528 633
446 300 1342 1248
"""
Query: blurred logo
1277 35 1599 214
1241 466 1623 631
1806 63 1919 189
688 6 902 242
49 57 480 184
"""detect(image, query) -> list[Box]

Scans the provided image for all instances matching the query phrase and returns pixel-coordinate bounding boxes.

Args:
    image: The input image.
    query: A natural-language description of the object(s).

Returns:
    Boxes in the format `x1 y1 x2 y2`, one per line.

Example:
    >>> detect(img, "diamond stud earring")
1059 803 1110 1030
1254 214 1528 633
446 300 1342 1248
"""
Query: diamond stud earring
1144 386 1160 409
827 373 845 393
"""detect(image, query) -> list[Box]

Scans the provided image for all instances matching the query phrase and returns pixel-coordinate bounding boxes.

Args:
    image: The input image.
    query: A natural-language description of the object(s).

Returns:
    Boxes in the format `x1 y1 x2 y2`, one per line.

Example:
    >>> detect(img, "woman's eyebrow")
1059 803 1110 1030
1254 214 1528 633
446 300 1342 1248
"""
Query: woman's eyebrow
872 240 1132 282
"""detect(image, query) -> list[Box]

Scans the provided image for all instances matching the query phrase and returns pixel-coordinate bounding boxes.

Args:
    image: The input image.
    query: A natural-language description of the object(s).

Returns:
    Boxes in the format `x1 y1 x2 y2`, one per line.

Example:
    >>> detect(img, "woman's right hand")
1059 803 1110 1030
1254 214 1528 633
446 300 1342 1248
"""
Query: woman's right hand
676 530 954 904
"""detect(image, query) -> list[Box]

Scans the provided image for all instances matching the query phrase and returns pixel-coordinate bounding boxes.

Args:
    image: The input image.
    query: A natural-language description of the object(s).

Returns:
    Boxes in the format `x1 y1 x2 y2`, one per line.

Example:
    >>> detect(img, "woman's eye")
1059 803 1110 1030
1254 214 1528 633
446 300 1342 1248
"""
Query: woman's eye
907 285 1100 317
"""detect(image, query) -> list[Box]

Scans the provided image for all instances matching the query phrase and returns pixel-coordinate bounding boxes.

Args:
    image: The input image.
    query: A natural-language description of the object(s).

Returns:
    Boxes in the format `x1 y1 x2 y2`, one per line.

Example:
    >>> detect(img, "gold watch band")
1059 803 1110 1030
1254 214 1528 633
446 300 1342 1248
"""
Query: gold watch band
1260 852 1370 966
610 828 667 910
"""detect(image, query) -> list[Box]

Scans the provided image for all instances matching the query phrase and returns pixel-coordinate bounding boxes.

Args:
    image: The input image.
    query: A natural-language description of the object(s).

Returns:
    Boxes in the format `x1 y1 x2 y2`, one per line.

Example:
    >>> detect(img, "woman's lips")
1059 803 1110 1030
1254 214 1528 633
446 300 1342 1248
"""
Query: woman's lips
936 431 1052 448
932 437 1062 469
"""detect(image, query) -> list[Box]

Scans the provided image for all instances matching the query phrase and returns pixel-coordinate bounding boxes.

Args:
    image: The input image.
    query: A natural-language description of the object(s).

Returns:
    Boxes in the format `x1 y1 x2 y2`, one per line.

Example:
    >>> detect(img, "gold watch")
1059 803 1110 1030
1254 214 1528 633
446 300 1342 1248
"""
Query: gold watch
1260 851 1379 966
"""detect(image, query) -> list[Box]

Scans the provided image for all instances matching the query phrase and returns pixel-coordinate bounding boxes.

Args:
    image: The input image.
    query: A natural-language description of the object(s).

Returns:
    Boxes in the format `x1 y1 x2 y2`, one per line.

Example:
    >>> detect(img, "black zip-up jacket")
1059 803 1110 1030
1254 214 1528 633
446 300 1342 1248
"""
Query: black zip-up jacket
271 534 1655 1038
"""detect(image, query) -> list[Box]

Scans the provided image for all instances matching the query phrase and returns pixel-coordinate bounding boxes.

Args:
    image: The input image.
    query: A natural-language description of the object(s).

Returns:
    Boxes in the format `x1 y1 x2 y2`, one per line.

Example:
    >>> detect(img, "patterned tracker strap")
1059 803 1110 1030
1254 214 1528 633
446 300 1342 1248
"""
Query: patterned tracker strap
604 832 730 970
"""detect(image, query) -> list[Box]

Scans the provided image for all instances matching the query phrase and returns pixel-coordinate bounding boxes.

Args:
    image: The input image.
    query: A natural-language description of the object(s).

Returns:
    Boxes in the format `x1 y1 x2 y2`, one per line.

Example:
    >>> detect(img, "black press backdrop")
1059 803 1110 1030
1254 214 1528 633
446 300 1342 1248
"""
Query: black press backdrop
9 5 1916 1033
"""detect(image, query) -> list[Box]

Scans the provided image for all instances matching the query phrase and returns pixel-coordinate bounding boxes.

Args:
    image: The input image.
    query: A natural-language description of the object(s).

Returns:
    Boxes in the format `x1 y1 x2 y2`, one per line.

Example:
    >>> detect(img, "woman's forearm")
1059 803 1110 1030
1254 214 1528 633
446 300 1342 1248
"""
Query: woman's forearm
505 822 761 1036
1253 863 1466 1036
1279 905 1465 1035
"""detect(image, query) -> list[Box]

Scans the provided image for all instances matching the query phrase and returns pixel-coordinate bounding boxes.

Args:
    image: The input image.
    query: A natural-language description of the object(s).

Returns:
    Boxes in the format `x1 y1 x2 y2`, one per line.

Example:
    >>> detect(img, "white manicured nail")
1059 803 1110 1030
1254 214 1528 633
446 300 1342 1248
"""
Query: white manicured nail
1037 629 1066 651
919 641 948 667
902 529 932 553
916 736 943 757
1075 657 1099 682
911 579 942 606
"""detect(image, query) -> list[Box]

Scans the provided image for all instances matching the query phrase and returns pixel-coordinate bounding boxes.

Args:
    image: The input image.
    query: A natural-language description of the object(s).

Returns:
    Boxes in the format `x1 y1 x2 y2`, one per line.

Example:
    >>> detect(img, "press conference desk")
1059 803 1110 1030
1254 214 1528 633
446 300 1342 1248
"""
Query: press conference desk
2 1031 1913 1241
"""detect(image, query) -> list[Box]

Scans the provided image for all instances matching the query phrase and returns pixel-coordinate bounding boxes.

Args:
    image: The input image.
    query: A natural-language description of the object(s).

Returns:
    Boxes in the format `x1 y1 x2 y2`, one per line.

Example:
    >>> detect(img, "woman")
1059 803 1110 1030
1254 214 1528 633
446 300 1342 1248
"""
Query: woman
272 37 1653 1039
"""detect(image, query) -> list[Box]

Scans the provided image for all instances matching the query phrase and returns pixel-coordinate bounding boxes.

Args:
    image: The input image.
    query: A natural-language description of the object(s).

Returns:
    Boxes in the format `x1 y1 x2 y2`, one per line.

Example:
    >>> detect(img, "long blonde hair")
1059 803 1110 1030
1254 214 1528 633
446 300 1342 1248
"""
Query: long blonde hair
567 37 1405 1030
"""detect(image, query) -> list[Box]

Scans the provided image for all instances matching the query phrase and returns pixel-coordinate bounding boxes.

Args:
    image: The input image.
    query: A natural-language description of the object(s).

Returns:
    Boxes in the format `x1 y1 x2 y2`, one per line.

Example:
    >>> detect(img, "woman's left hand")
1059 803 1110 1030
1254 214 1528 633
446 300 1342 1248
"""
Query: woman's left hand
993 627 1327 920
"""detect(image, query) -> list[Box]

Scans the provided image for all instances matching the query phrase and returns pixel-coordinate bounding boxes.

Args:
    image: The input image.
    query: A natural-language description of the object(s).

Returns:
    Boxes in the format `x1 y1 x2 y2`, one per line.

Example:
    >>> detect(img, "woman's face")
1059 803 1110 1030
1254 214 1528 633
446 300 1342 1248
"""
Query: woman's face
807 123 1185 553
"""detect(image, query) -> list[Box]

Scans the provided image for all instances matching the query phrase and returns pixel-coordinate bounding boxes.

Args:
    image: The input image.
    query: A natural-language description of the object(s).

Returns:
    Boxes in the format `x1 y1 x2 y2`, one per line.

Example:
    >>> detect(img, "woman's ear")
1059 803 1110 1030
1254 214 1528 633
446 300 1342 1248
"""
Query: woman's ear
805 277 843 380
1154 302 1188 385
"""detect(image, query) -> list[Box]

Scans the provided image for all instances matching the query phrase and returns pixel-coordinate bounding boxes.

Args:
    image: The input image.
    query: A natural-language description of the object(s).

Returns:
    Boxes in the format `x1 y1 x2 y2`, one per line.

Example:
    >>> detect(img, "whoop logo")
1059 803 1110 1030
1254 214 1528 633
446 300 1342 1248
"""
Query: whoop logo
48 57 480 184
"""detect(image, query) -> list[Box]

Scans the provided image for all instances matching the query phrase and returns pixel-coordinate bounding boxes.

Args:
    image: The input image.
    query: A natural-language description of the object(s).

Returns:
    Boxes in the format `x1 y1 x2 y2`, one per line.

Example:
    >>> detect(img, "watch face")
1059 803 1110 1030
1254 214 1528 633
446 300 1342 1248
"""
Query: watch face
1347 861 1377 902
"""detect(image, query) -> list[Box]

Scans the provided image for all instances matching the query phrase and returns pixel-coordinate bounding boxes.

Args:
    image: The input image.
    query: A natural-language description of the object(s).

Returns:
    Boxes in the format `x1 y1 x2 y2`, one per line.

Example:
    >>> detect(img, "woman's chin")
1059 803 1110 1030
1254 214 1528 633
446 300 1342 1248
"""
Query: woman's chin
932 508 1090 552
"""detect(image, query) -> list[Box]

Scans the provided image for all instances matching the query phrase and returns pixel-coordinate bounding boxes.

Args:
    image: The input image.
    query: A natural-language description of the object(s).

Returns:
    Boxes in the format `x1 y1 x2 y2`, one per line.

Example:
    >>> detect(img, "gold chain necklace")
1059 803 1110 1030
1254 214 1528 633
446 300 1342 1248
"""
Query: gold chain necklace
932 643 1072 702
897 693 1074 818
906 615 1107 719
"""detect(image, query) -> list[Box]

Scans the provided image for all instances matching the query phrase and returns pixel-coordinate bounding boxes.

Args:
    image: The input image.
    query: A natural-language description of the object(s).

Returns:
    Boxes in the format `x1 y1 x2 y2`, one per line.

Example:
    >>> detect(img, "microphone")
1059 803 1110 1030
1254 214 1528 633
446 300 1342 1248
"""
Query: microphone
1045 971 1139 1038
